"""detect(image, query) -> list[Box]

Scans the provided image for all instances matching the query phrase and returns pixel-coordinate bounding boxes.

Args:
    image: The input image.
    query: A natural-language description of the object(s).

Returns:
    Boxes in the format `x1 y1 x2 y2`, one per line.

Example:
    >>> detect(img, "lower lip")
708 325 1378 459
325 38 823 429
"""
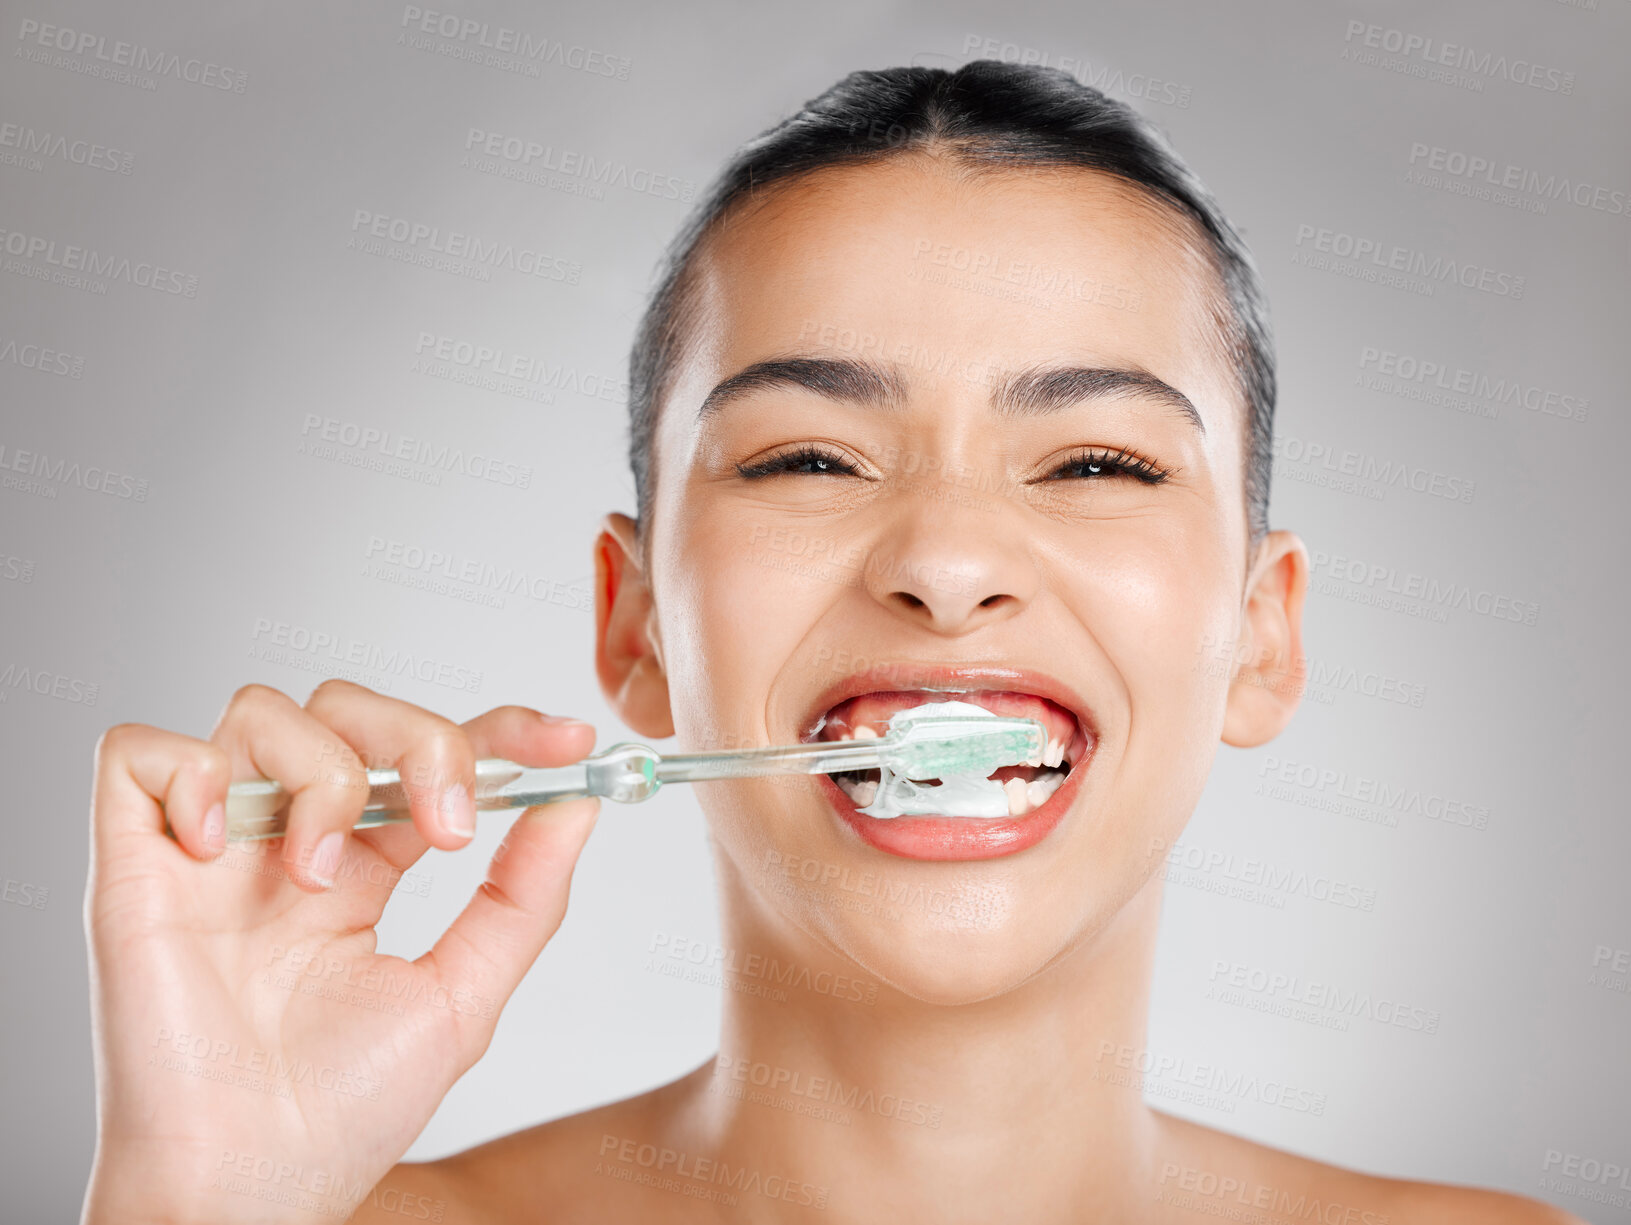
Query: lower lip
818 750 1091 861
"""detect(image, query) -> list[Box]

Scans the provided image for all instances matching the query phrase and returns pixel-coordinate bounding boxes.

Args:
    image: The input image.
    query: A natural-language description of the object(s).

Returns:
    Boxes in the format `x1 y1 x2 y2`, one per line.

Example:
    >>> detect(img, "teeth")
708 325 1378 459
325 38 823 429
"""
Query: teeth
1003 777 1032 818
851 725 879 739
1025 746 1044 768
1044 738 1065 768
840 769 1064 817
1027 770 1066 808
835 776 879 808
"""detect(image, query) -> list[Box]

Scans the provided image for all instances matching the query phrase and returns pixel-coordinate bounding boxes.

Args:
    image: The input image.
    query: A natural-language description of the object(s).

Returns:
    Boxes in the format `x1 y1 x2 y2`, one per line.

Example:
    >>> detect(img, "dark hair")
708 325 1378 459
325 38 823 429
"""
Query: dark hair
627 60 1275 548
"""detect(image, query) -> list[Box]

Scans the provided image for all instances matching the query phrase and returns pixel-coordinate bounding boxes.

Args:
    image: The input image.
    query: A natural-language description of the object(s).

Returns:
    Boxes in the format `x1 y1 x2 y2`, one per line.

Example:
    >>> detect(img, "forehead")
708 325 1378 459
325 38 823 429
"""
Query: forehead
682 156 1238 424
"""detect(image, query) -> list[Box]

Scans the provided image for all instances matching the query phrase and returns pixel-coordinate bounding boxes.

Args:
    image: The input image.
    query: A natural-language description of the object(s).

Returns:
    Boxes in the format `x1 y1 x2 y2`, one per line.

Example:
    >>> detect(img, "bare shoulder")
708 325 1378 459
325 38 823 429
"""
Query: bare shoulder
350 1063 712 1225
1378 1179 1589 1224
1151 1112 1585 1225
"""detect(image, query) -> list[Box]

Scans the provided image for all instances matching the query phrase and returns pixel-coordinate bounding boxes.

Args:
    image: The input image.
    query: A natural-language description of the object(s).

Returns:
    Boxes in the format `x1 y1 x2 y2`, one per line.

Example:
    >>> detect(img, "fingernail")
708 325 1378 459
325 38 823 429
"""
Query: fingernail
202 802 226 853
440 782 476 837
308 832 344 887
537 713 592 729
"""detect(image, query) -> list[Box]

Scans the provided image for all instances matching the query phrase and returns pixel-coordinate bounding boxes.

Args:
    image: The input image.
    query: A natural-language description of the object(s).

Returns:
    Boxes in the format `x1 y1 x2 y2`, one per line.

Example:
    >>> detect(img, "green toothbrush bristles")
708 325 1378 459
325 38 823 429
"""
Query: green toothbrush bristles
880 718 1045 780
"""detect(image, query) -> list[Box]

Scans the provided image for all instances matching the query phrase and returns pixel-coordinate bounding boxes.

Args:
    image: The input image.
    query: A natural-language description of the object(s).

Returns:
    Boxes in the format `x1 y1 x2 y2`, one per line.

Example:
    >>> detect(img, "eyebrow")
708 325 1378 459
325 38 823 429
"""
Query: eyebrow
698 355 1204 434
994 365 1205 434
699 357 906 417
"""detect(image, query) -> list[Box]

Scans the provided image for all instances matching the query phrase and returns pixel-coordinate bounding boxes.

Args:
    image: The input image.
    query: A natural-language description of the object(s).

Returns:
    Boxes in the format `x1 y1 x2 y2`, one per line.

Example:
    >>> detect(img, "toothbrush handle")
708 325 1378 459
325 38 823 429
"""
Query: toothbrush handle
222 757 585 842
650 717 1042 783
654 739 888 783
219 743 668 842
216 719 1040 841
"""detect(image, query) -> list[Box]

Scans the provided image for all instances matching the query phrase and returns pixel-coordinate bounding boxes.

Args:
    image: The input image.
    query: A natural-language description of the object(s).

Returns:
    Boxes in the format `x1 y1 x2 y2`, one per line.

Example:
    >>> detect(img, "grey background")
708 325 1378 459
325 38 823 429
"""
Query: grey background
2 0 1627 1220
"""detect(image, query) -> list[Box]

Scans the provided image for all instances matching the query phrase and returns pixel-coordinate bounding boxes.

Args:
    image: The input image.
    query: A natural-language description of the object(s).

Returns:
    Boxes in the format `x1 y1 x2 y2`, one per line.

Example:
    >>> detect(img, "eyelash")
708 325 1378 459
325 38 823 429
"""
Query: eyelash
736 446 857 479
1045 446 1172 485
736 444 1172 484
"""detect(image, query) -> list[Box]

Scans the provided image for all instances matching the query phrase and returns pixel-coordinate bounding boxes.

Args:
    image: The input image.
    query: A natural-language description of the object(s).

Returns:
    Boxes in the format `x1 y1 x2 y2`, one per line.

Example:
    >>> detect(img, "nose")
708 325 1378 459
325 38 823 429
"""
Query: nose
863 500 1040 634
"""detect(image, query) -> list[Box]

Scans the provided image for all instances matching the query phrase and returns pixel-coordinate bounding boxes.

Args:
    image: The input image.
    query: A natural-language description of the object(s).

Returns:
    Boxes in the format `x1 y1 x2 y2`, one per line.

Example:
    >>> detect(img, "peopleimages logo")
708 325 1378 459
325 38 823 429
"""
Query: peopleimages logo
1407 143 1628 217
1540 1150 1631 1211
349 210 581 284
1293 224 1524 298
463 129 694 201
1207 959 1441 1034
398 7 630 79
1152 837 1379 911
0 224 198 296
0 336 84 378
0 440 149 501
1308 549 1540 627
0 120 133 174
1357 347 1588 422
14 18 248 92
959 33 1193 107
412 333 627 402
1156 1164 1389 1224
595 1134 828 1210
363 536 592 612
1257 755 1490 831
298 413 534 490
1272 434 1475 505
248 618 483 695
1095 1042 1328 1115
713 1055 944 1128
1342 20 1576 93
0 661 99 706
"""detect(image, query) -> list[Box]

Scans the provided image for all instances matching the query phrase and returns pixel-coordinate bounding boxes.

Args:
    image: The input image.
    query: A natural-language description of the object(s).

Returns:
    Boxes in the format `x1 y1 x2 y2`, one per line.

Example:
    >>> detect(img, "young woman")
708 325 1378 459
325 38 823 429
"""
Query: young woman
82 63 1580 1224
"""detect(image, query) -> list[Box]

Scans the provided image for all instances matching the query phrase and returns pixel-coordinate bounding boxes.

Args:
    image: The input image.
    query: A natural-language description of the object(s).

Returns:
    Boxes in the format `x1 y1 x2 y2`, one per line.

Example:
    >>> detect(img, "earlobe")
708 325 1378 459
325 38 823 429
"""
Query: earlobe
1220 530 1309 748
594 513 675 738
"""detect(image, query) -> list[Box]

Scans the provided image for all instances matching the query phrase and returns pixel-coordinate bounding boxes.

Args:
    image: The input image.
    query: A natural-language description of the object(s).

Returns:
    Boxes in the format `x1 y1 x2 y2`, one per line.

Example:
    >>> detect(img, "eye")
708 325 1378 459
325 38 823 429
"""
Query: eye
1041 446 1172 485
737 445 863 479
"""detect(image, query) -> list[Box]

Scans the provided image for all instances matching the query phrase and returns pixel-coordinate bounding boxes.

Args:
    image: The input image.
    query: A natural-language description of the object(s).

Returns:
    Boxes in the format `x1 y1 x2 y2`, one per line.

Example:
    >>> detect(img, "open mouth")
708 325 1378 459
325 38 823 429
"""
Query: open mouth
810 689 1089 818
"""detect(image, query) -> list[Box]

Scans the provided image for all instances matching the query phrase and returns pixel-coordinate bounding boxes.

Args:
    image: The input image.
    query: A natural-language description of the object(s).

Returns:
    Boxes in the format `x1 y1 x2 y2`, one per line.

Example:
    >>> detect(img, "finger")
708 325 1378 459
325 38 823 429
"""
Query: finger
358 705 598 870
419 797 599 1058
209 683 370 890
304 679 484 856
459 705 598 767
91 724 233 863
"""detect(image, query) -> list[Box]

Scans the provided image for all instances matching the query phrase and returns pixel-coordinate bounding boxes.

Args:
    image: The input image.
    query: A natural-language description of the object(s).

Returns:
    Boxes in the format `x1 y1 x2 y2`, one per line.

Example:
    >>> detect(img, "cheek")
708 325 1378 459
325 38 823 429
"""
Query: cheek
1051 520 1239 881
660 513 842 748
1058 519 1240 733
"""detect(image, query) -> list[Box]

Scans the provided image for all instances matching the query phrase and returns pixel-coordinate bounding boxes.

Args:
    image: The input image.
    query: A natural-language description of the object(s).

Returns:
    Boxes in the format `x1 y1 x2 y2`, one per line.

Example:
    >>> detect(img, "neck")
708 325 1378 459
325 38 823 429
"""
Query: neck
683 869 1171 1223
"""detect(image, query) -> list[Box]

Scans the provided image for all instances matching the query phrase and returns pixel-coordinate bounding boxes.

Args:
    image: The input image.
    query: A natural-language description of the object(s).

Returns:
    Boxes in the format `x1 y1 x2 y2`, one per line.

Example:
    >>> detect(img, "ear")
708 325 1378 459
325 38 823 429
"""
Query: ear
594 512 675 738
1221 529 1309 748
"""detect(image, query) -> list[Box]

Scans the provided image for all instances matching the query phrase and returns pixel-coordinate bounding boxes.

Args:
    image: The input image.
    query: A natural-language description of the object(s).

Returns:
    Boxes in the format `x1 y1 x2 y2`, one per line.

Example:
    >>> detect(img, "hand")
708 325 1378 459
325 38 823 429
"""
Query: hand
81 680 600 1224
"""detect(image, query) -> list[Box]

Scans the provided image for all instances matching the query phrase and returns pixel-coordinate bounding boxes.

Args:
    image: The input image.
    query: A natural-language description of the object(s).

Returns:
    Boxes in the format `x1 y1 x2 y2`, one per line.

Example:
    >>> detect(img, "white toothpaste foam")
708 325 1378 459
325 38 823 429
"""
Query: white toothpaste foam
855 700 1011 819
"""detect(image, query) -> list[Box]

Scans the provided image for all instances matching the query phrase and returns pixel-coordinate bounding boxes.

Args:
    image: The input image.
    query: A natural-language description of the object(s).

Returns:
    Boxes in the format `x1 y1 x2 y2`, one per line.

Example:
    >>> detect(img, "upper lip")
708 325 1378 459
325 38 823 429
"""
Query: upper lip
798 663 1100 755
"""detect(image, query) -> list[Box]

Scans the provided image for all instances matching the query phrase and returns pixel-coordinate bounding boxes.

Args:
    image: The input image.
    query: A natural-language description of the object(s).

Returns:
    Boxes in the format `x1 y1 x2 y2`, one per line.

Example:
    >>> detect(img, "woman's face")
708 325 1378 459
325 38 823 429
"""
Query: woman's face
608 157 1297 1004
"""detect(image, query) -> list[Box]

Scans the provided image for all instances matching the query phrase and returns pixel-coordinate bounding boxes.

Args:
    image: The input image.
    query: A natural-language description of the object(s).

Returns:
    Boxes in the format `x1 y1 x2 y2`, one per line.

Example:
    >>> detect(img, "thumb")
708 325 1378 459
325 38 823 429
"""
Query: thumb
418 797 599 1059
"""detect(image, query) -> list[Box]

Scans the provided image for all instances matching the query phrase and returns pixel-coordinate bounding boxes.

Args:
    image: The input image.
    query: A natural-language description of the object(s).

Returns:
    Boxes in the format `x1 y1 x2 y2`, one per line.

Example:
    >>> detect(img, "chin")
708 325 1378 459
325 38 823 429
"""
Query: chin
748 850 1102 1007
839 928 1075 1007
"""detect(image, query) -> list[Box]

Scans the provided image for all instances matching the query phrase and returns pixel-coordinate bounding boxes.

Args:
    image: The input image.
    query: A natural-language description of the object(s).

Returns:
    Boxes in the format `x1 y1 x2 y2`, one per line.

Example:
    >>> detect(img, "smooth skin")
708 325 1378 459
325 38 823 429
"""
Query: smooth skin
85 155 1582 1224
83 686 599 1224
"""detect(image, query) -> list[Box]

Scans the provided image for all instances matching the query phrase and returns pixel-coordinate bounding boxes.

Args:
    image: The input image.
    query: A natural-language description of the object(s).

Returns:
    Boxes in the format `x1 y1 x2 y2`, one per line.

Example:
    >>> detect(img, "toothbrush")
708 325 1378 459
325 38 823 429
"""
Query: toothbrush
215 715 1046 841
